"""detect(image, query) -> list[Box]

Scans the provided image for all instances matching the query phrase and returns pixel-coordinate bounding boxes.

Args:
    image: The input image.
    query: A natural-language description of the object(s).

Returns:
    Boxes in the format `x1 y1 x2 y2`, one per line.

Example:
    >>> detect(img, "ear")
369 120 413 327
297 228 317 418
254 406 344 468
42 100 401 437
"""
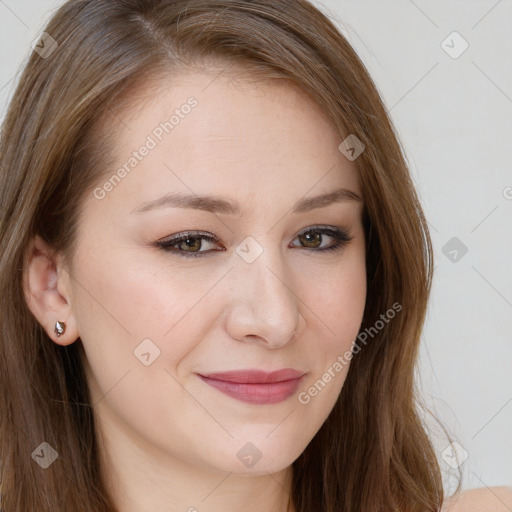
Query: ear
22 234 79 346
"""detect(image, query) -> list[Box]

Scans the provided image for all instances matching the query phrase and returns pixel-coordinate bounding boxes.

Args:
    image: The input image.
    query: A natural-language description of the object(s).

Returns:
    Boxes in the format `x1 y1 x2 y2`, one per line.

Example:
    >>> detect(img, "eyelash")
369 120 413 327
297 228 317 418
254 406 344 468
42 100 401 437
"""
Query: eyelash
155 226 353 259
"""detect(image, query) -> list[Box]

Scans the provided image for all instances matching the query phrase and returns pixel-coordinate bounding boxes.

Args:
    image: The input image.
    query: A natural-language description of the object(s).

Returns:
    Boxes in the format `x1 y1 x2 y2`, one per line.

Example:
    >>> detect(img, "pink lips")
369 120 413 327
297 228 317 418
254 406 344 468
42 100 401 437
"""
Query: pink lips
198 369 305 404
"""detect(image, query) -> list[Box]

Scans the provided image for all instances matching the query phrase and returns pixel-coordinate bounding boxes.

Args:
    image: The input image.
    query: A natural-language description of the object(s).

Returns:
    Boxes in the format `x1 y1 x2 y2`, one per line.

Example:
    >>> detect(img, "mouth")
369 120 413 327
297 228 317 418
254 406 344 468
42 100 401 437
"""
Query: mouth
197 369 306 405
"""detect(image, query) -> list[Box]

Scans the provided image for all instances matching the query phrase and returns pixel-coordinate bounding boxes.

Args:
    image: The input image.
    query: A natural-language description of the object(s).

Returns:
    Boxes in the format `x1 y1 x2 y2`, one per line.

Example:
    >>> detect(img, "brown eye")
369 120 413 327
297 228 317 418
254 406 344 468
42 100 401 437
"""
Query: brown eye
298 231 322 248
291 227 353 253
156 232 223 258
156 226 352 259
176 237 203 252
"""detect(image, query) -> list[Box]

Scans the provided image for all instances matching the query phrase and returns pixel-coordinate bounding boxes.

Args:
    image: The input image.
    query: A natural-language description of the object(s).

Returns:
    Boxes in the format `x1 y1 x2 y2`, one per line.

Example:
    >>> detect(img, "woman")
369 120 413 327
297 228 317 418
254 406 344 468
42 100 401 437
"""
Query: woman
0 0 510 510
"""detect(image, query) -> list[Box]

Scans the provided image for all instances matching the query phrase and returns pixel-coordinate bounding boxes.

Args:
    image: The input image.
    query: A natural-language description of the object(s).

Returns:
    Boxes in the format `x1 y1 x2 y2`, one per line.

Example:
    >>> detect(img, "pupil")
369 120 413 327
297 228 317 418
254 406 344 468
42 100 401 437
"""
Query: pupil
183 238 201 251
301 232 320 248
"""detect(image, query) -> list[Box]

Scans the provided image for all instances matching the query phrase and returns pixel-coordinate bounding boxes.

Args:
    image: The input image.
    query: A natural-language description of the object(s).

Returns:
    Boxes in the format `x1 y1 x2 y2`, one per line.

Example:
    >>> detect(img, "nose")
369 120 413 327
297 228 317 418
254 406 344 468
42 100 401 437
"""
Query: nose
224 245 305 349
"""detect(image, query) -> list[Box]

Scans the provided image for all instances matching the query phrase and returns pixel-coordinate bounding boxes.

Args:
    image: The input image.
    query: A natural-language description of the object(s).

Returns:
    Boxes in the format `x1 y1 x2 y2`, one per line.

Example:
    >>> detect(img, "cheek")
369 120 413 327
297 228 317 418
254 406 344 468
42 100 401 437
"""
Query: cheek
300 247 367 341
70 248 214 402
74 243 215 338
296 246 366 392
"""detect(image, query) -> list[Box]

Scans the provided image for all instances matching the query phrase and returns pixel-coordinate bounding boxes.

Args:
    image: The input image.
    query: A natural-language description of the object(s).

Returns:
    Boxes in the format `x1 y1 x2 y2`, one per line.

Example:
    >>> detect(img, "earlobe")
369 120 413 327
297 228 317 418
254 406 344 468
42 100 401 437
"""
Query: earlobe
22 234 79 346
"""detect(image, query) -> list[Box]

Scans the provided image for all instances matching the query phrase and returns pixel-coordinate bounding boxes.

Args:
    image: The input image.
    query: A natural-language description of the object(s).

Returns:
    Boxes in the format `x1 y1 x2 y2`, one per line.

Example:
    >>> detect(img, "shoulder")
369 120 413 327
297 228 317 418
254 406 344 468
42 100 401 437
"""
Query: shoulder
442 486 512 512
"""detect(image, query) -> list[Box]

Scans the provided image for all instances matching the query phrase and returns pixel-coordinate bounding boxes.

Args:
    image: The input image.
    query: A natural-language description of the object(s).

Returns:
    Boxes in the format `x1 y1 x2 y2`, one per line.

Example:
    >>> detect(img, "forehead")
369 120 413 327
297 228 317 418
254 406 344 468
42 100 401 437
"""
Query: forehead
89 68 361 212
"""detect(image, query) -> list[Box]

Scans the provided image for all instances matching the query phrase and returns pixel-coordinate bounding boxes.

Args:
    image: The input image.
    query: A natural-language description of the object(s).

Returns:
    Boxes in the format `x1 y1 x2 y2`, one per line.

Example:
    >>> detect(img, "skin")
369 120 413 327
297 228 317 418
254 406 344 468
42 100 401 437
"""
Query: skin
24 67 365 511
442 487 512 512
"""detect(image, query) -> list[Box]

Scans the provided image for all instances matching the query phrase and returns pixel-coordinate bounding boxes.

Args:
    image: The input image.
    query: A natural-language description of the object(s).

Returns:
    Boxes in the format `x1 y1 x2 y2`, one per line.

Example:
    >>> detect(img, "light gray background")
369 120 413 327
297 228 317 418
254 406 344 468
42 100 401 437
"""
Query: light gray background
1 0 510 493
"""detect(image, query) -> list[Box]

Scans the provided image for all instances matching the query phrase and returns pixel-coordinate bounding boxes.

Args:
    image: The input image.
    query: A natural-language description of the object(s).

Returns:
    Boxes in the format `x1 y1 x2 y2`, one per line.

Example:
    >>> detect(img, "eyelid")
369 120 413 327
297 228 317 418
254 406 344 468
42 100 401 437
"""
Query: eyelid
296 224 352 238
158 225 351 243
158 230 220 244
155 225 353 259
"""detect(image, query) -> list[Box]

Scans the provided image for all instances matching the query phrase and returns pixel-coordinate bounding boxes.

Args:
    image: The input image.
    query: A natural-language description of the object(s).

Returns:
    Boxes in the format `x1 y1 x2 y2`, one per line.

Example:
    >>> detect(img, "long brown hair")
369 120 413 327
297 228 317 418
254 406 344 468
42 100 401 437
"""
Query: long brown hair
0 0 461 510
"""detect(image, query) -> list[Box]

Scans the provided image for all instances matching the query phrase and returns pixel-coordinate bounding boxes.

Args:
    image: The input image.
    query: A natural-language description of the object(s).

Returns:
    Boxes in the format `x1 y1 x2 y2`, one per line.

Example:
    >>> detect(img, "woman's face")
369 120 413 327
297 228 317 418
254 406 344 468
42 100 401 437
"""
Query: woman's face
64 69 367 475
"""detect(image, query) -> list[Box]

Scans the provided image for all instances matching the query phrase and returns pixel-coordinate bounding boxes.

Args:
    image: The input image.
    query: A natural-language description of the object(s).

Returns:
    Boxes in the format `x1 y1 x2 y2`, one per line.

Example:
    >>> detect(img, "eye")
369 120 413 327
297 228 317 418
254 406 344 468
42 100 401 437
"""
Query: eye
290 226 353 253
156 231 223 258
155 226 353 258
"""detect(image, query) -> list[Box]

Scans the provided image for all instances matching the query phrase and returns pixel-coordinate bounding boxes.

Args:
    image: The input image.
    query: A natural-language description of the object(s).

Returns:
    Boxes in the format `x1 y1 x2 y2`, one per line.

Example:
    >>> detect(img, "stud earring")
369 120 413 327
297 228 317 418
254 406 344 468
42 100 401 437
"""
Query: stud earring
54 320 66 337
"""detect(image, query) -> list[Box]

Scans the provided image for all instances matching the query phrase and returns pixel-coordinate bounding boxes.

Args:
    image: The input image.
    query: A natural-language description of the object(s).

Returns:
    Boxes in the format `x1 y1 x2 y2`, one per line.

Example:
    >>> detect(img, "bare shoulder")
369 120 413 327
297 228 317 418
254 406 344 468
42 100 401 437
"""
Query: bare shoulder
442 486 512 512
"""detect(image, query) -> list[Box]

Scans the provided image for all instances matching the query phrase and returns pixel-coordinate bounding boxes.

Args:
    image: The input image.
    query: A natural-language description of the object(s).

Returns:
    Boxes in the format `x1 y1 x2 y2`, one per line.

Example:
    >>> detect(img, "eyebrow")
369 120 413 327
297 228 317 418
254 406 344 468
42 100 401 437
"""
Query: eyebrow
130 187 362 216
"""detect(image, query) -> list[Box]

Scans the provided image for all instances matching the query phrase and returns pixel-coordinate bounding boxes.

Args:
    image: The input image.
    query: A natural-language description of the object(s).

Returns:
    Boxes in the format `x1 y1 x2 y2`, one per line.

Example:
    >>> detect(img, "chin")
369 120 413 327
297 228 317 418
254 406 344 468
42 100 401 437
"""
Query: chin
217 436 306 475
230 456 297 476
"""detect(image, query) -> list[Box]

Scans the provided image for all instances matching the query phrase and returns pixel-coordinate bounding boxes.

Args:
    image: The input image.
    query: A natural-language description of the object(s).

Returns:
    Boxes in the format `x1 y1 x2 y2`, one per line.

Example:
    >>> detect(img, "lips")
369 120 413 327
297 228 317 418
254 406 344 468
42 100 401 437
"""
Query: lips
197 368 305 404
